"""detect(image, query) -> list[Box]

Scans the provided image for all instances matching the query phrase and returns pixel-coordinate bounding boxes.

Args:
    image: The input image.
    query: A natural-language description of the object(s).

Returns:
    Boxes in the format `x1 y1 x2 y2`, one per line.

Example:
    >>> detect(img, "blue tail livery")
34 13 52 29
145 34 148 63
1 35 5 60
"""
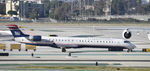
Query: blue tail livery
6 24 29 37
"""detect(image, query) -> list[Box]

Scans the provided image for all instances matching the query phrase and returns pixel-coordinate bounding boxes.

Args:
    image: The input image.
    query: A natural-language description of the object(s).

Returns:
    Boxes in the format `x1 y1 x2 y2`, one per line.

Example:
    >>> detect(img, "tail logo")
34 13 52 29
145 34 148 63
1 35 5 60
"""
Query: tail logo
14 31 21 36
6 24 29 37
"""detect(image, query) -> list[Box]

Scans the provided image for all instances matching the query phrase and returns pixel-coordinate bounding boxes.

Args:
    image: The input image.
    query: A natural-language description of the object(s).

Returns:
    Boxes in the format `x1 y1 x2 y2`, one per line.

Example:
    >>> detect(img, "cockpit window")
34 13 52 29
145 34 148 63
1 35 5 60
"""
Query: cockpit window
124 41 130 43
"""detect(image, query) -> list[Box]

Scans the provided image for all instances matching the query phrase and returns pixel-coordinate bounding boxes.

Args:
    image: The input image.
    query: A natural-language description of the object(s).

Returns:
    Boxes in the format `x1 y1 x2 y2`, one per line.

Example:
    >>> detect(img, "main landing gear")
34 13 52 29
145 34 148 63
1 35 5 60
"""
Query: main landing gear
62 48 66 52
108 48 123 51
127 49 133 52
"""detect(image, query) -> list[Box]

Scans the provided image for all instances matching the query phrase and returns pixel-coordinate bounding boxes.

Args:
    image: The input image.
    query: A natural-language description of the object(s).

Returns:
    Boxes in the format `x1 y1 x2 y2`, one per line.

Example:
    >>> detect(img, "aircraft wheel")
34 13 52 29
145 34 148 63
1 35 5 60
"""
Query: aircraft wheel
62 48 66 52
127 49 132 52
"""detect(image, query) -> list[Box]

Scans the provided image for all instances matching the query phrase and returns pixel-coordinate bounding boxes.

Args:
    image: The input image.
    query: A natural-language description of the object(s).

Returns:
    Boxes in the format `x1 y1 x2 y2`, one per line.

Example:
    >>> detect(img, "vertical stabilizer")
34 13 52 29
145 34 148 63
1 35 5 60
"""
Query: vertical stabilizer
6 24 29 38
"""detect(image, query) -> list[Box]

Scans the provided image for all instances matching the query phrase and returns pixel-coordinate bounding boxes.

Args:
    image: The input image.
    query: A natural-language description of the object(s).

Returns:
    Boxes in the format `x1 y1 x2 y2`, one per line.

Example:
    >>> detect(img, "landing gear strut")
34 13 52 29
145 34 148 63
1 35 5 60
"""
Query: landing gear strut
62 48 66 52
127 49 133 52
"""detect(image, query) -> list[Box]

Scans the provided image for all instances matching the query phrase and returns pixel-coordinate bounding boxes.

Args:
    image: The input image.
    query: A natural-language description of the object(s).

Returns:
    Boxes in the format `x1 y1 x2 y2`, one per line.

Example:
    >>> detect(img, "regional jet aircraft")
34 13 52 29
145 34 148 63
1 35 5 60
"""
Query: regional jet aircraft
6 24 136 52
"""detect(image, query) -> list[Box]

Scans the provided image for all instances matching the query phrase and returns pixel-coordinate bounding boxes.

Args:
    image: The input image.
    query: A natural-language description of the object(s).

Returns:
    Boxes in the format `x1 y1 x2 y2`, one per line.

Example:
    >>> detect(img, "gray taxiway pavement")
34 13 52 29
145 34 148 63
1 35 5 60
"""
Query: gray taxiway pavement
0 24 150 68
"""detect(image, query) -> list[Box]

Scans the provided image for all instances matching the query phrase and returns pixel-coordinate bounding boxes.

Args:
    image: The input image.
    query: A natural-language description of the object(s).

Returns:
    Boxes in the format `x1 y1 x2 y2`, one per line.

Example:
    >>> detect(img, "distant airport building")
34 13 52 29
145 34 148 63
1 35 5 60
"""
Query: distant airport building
23 0 43 4
5 0 46 19
24 0 50 4
0 0 4 3
141 0 150 4
6 0 19 16
19 1 44 19
0 0 7 3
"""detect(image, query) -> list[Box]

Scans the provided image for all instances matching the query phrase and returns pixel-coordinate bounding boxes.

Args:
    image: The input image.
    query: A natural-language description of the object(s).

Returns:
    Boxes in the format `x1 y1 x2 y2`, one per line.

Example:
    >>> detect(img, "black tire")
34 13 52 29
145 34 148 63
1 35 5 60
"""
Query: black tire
62 48 66 52
127 49 132 52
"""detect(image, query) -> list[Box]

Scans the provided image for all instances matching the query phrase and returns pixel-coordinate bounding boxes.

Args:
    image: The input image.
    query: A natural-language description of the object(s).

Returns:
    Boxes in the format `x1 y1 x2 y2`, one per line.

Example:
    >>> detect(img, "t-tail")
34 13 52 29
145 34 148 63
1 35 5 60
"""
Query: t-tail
6 24 29 38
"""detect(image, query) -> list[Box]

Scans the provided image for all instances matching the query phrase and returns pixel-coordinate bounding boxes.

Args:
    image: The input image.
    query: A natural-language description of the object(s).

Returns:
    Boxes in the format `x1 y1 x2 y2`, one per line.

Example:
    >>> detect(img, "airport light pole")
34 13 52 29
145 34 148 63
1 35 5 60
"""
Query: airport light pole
10 0 12 11
103 0 112 20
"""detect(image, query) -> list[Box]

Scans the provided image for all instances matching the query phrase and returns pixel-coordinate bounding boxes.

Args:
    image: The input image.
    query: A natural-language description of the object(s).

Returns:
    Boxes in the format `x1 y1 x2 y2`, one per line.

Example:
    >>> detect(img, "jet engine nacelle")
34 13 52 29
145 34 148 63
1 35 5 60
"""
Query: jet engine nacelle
122 29 132 39
148 34 150 40
29 35 41 41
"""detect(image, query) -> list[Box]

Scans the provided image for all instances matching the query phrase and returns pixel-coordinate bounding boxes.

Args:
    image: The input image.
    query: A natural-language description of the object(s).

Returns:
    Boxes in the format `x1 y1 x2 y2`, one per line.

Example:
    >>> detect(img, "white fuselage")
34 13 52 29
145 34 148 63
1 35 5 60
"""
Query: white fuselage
15 36 136 49
0 31 12 37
